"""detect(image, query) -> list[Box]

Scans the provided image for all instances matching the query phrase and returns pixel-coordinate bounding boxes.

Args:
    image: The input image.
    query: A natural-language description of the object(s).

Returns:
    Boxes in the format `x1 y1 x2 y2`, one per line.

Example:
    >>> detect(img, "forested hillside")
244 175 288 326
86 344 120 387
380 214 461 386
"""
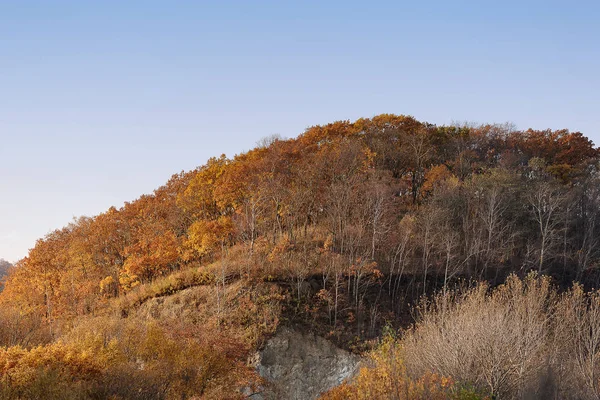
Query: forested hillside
1 114 600 399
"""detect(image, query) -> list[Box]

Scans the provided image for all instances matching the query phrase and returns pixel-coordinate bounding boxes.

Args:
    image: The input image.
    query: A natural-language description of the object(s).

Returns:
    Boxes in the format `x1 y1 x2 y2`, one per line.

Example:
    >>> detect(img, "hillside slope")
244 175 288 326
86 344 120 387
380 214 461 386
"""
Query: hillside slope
0 114 599 399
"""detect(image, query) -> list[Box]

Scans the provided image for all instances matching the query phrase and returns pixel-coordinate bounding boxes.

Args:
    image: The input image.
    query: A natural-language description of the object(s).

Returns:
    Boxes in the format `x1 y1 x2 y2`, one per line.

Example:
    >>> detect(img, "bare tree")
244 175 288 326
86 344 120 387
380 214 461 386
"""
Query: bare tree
573 176 600 281
527 181 566 272
402 128 435 204
416 204 441 295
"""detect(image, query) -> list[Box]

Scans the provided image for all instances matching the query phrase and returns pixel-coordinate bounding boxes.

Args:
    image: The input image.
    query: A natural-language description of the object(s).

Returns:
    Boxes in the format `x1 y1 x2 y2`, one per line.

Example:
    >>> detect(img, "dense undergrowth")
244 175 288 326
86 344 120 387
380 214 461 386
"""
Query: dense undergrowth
0 277 284 399
323 273 600 399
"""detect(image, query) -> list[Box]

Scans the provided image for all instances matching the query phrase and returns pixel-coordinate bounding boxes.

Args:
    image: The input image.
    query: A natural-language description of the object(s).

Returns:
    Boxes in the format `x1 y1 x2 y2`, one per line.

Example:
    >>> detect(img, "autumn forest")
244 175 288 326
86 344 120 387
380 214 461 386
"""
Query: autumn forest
2 114 600 399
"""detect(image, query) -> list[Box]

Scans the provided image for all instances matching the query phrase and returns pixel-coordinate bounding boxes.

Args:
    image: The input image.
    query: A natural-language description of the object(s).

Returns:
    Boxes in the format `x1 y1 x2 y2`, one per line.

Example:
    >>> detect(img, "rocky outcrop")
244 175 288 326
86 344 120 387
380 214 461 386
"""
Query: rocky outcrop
252 327 361 400
134 287 360 399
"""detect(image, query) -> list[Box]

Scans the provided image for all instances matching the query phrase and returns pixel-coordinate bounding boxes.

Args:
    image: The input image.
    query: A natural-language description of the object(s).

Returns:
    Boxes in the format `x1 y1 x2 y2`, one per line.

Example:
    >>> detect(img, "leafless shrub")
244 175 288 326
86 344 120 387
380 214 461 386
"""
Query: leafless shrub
401 273 558 399
553 285 600 400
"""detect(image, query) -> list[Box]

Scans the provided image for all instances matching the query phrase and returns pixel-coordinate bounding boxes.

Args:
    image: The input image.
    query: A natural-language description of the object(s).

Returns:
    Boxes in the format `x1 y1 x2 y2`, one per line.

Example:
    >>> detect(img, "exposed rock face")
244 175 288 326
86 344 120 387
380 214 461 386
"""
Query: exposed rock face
254 327 360 400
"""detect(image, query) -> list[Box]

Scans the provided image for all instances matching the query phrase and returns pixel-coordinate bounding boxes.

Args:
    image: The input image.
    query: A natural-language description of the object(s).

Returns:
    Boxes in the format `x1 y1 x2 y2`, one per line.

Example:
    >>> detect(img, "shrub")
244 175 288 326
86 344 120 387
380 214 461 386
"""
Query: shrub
397 273 600 399
321 333 489 400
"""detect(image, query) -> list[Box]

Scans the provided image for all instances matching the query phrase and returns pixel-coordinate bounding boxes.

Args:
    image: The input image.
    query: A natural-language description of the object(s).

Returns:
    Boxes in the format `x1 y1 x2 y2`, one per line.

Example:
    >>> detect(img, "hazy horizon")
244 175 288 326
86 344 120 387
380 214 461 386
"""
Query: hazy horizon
2 1 599 262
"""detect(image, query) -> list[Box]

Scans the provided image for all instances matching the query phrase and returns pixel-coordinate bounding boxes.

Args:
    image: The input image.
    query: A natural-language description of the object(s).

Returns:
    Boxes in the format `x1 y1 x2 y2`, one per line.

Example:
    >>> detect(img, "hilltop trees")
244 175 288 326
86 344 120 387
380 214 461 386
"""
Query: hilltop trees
0 114 598 399
0 114 598 349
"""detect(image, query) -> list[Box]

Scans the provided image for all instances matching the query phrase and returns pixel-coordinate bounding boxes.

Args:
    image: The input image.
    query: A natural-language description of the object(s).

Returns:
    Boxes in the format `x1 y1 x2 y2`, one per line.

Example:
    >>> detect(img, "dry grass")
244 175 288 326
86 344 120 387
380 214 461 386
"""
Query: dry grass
113 265 215 316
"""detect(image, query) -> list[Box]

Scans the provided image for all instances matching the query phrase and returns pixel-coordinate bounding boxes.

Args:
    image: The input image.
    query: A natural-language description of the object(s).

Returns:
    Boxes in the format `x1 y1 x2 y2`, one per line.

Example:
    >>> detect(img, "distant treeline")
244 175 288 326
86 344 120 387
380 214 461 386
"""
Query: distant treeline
0 259 11 277
0 259 12 289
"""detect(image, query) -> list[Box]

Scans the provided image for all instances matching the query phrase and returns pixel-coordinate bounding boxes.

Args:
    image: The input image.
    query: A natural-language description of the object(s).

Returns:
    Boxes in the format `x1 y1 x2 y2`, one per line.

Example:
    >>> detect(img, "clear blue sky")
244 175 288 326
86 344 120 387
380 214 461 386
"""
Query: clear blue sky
1 1 599 262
